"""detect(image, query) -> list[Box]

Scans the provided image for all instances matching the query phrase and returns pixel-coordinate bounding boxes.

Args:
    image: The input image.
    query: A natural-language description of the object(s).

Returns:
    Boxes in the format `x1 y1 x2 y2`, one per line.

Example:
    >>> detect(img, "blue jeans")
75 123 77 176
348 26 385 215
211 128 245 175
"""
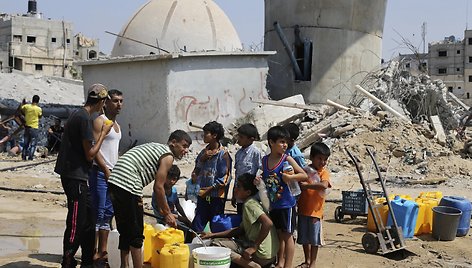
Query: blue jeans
89 168 114 231
22 127 39 160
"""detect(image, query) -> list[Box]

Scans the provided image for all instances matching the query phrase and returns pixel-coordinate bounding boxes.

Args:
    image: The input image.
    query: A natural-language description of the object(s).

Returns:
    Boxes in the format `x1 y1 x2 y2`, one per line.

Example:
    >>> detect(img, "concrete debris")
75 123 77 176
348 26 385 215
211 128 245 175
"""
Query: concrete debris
226 61 472 185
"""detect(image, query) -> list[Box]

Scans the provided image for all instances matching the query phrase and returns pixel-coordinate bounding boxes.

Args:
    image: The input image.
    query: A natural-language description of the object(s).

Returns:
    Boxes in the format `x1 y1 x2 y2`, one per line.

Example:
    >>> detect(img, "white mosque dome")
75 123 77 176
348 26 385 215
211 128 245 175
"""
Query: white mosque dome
111 0 243 56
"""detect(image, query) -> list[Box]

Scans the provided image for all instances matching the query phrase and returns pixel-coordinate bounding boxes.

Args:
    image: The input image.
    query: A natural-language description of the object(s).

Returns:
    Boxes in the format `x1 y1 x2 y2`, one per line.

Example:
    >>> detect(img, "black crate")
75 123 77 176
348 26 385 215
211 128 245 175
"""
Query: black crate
341 190 368 215
341 190 383 215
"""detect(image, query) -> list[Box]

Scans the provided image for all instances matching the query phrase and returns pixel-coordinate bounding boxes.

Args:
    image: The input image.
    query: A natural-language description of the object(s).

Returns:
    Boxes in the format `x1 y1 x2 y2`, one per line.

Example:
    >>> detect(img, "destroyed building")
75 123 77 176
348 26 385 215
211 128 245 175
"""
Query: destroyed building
0 0 99 79
427 31 472 105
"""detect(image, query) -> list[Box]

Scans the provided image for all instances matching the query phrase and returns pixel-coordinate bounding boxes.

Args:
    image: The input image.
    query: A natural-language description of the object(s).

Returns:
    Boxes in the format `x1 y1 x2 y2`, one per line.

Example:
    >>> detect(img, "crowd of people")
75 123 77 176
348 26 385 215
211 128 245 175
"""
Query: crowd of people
1 84 333 268
0 95 64 158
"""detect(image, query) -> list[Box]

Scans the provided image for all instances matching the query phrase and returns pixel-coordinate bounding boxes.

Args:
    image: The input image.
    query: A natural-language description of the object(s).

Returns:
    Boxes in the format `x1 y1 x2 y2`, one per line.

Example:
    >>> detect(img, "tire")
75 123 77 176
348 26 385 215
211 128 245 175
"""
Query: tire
362 232 380 254
334 206 344 223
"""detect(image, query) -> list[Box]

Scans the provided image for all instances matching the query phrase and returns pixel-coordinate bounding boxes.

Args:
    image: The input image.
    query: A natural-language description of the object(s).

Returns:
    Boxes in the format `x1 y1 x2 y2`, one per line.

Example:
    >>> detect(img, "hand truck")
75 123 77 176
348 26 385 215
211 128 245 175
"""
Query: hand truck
345 147 406 254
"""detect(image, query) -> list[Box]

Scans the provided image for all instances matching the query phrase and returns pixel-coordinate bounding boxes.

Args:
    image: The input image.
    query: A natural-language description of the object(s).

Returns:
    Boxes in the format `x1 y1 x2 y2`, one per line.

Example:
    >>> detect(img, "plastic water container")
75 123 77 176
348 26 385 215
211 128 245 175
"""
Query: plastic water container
210 214 242 233
367 197 389 232
151 228 185 268
432 206 462 241
256 177 271 212
109 229 143 267
282 161 301 196
414 198 439 235
418 191 443 200
439 196 472 236
160 243 189 268
143 223 155 263
387 196 419 238
108 229 121 268
193 246 231 268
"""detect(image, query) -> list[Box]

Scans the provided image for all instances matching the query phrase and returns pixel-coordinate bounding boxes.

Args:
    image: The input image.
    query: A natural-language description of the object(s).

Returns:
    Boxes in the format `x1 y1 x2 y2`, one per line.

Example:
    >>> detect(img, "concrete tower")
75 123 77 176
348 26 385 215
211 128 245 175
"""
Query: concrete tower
264 0 388 104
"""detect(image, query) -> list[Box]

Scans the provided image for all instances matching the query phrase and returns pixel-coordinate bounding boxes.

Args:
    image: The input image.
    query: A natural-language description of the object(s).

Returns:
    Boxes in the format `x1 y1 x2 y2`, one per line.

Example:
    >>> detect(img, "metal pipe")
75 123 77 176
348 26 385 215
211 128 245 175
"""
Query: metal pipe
273 21 303 80
355 85 409 122
188 122 204 130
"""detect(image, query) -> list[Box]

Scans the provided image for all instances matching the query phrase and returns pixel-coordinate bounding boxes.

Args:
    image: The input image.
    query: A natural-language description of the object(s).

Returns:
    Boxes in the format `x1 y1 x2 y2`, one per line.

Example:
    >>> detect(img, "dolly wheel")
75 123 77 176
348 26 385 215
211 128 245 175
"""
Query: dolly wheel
334 206 344 223
362 232 380 254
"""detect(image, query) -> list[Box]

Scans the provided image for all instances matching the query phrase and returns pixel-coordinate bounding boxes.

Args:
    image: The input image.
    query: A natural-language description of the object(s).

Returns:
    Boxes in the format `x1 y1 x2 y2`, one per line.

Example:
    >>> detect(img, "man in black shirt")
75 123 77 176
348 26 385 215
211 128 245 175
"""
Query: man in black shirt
55 83 113 268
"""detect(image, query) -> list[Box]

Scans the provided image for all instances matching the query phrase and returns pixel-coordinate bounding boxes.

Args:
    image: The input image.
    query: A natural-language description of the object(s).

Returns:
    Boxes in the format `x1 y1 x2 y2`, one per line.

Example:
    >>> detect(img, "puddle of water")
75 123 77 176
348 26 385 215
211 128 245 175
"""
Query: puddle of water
0 236 62 257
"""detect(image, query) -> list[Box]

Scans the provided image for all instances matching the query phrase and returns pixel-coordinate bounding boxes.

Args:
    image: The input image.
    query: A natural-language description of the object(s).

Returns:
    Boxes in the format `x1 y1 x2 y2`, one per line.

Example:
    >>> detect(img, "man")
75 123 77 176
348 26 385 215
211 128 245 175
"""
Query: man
21 95 42 160
108 130 192 268
89 89 123 263
47 117 64 154
54 83 113 268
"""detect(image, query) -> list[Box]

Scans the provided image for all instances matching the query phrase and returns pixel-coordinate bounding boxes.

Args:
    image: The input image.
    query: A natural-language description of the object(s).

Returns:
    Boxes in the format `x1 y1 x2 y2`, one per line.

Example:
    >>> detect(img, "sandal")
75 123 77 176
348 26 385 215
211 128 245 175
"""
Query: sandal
296 262 309 268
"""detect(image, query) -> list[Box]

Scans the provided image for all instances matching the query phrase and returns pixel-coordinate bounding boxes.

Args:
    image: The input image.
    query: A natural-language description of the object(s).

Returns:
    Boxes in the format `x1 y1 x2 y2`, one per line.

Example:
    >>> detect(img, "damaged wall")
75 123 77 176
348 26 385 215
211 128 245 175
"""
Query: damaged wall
80 52 273 150
264 0 388 105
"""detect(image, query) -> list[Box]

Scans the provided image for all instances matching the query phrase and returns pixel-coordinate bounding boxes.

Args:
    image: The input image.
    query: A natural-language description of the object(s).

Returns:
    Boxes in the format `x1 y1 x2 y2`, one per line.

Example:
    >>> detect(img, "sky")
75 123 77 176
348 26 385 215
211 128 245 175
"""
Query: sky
1 0 471 59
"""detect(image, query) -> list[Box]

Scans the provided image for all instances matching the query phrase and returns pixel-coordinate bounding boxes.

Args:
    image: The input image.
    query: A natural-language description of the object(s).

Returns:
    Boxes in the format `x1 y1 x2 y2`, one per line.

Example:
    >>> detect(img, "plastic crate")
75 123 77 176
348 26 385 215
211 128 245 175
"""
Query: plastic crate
342 190 368 215
342 190 383 215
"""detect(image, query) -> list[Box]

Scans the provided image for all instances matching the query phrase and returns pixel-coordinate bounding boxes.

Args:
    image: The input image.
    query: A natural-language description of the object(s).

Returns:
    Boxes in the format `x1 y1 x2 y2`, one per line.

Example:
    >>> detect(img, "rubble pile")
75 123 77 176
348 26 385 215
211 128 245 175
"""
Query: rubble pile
354 60 467 131
229 61 471 186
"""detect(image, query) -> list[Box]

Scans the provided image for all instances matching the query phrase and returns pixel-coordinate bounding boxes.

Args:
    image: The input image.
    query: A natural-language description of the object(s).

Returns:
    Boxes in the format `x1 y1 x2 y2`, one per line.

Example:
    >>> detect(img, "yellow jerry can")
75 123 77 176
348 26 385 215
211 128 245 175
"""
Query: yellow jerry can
151 228 185 268
160 243 189 268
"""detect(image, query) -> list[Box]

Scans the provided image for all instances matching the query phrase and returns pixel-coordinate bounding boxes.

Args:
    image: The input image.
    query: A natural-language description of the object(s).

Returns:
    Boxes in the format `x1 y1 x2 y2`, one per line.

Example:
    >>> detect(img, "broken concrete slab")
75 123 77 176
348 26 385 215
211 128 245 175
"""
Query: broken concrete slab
430 115 446 146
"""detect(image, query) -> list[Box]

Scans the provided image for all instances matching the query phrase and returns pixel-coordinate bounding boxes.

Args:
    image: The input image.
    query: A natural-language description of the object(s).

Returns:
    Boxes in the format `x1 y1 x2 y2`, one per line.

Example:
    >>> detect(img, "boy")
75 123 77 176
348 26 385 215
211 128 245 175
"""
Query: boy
185 175 200 204
203 173 279 268
151 165 191 227
261 126 307 268
233 123 262 214
283 123 306 168
297 142 331 268
191 121 232 232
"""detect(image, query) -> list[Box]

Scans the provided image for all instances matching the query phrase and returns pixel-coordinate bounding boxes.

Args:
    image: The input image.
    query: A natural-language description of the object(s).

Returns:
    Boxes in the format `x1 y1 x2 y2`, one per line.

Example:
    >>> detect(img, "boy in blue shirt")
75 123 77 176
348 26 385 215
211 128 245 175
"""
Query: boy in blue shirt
284 123 306 168
191 121 232 232
261 126 307 268
152 165 191 227
232 123 262 214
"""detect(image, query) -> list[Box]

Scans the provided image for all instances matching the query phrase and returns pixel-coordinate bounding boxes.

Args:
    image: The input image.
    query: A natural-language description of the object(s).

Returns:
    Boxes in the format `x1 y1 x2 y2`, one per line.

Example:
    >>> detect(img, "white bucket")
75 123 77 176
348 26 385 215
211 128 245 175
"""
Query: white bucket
192 246 231 268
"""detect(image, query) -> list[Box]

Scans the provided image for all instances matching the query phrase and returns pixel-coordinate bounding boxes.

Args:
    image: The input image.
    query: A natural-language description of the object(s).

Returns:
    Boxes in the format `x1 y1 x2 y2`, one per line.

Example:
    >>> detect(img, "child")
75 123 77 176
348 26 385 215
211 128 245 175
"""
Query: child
191 121 232 232
151 165 192 227
261 126 307 268
185 175 200 204
202 173 279 268
233 123 262 214
283 123 306 168
297 142 331 268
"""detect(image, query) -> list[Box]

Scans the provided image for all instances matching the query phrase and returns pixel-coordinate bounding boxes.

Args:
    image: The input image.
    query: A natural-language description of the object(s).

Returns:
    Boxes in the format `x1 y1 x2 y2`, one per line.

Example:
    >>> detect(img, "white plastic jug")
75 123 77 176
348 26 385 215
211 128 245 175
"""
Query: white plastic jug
108 229 142 267
108 229 120 268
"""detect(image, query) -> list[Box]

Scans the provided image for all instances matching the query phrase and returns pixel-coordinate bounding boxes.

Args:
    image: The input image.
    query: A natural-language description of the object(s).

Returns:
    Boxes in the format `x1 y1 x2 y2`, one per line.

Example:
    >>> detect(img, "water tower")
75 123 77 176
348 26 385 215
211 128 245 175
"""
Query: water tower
264 0 388 104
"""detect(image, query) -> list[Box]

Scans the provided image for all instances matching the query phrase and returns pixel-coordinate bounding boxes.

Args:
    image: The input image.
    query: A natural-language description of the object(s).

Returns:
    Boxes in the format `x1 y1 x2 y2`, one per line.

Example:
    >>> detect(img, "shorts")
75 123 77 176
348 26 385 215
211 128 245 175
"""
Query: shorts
269 206 296 234
109 183 144 249
212 238 276 267
296 215 324 246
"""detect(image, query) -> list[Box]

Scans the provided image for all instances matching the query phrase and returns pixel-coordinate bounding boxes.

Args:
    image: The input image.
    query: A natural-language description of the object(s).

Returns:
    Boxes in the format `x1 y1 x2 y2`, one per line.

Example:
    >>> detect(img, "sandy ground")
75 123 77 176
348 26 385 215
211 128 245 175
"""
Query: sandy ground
1 155 472 268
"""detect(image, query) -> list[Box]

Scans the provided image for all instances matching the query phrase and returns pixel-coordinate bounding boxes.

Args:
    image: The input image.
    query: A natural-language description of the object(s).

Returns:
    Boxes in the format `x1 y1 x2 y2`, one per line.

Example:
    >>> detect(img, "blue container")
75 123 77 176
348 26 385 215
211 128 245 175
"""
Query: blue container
387 196 419 238
439 196 471 236
210 214 242 233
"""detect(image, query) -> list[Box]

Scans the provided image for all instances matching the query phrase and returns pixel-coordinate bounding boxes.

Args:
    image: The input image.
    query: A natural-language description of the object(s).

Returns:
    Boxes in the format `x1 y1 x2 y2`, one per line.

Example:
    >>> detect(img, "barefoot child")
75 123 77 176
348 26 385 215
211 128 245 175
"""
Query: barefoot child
261 126 307 268
297 142 331 268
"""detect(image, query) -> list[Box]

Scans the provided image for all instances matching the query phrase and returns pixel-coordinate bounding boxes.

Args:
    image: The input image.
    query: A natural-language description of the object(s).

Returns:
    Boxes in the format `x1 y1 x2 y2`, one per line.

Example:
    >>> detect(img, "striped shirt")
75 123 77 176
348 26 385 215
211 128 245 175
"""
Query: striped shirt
108 143 172 196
